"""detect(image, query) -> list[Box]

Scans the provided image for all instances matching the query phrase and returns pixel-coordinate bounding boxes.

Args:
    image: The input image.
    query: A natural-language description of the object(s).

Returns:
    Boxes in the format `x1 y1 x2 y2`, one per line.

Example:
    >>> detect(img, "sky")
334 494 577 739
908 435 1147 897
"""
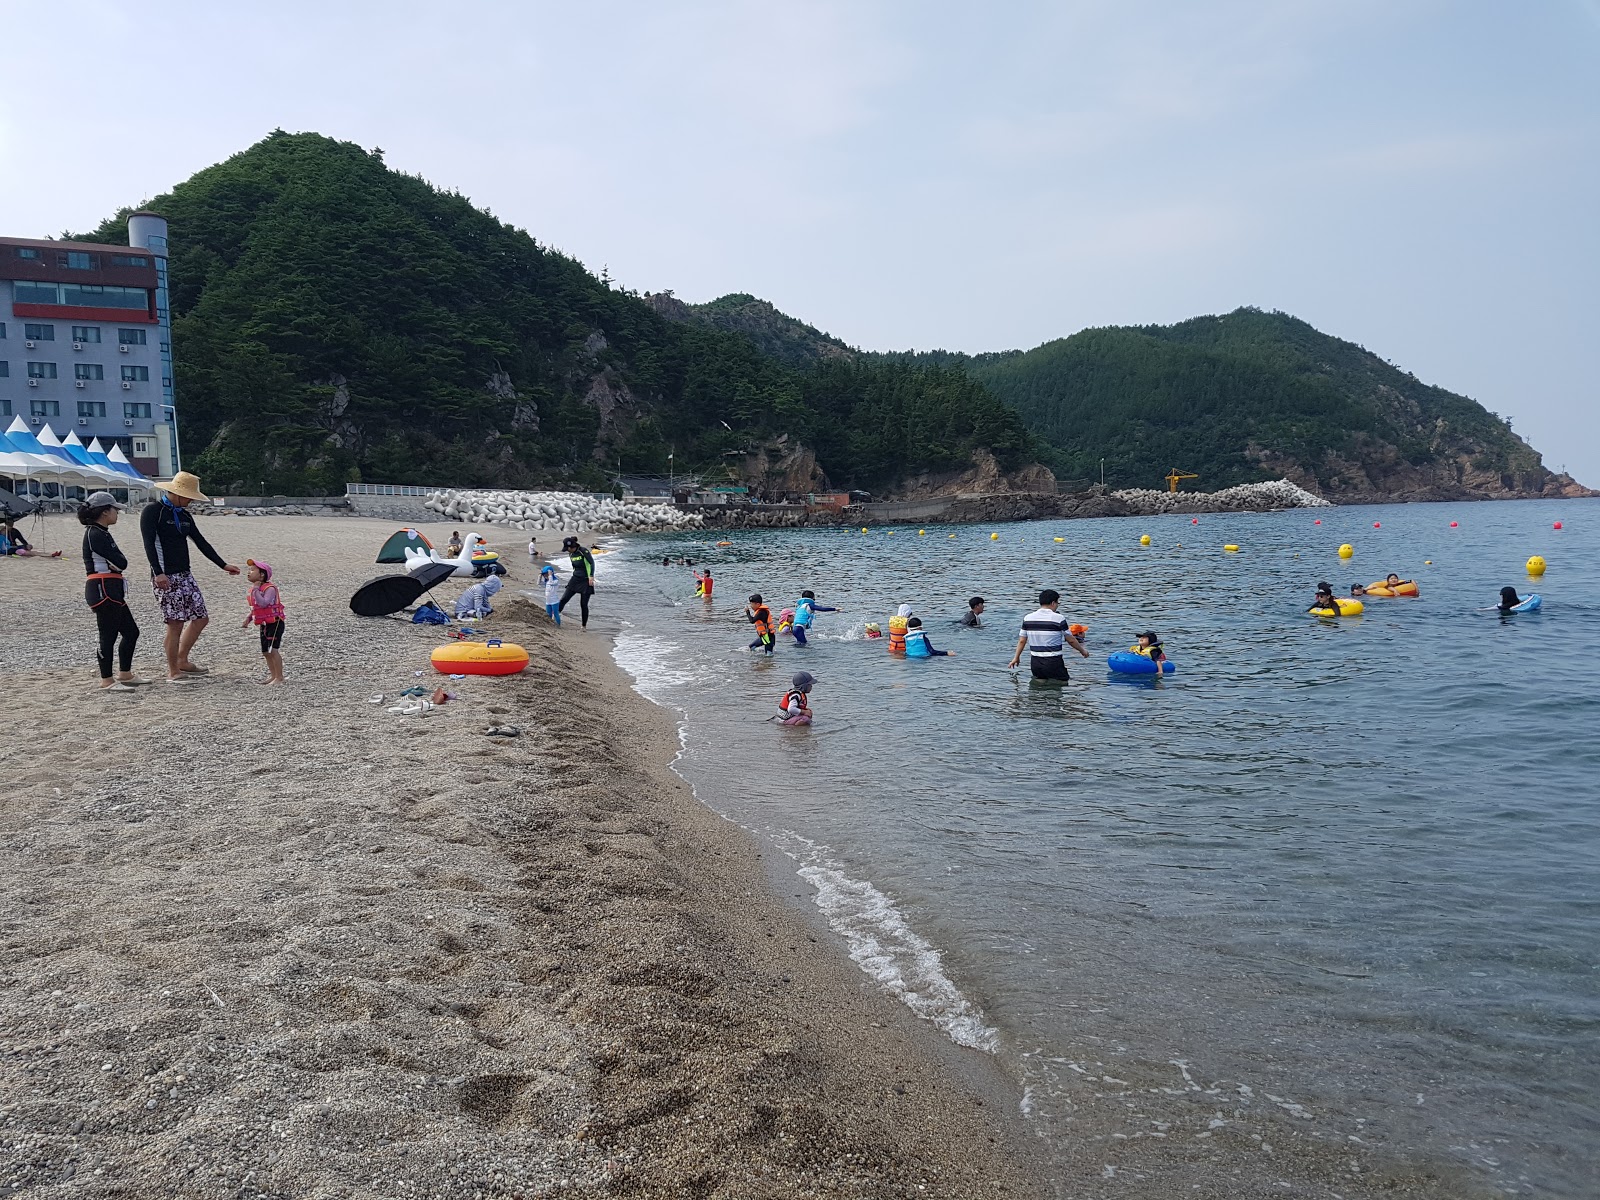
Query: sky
2 0 1596 481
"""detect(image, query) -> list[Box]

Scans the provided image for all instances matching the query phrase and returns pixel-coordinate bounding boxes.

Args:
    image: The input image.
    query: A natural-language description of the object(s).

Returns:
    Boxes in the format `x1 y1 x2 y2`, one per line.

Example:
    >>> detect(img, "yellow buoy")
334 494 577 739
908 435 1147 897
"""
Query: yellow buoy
1139 534 1151 546
948 533 956 539
918 529 926 536
1527 554 1547 576
1425 560 1432 565
1224 544 1240 552
1339 543 1354 559
861 527 868 534
1053 537 1065 543
990 532 999 541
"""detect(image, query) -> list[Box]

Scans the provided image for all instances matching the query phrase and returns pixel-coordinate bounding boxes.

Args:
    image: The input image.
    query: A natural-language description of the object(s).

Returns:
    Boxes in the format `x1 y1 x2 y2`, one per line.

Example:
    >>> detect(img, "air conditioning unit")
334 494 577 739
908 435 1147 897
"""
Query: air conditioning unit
77 418 88 426
72 342 84 351
122 381 133 390
28 379 39 387
124 419 134 426
25 340 36 349
119 344 130 353
76 380 86 389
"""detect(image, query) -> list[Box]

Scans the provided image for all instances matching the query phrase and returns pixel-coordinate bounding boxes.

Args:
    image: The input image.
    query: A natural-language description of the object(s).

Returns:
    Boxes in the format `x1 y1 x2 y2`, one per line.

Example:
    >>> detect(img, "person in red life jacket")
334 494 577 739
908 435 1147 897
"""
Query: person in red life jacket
694 567 714 600
241 558 286 685
746 594 776 655
778 671 815 724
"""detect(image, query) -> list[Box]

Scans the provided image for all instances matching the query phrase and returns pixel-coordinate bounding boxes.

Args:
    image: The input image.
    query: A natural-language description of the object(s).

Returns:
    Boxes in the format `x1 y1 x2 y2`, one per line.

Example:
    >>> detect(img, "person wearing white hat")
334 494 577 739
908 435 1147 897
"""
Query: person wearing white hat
139 471 240 683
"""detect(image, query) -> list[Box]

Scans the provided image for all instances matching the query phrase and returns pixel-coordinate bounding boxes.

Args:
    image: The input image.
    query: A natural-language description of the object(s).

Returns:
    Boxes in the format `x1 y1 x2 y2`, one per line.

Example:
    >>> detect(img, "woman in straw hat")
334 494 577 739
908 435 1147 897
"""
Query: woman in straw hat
139 471 240 684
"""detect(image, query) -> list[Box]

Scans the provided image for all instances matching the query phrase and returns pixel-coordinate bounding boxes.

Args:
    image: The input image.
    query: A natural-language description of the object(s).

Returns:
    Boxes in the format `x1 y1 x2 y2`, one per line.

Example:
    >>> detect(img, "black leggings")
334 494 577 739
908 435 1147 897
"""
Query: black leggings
559 578 592 627
93 602 140 679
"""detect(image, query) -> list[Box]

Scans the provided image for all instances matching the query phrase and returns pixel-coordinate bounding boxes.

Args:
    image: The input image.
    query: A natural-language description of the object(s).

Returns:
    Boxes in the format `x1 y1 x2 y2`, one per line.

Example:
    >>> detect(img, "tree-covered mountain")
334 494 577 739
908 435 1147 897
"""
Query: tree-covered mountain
75 132 1032 495
955 310 1585 497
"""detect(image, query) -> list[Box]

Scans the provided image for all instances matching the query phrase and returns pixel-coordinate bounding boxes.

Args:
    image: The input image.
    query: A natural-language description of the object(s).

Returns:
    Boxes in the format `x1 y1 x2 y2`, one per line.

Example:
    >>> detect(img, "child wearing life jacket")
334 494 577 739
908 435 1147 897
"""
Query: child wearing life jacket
791 590 837 646
903 617 954 658
694 568 713 599
887 604 912 654
241 558 286 685
778 671 815 724
1131 630 1168 670
746 594 776 655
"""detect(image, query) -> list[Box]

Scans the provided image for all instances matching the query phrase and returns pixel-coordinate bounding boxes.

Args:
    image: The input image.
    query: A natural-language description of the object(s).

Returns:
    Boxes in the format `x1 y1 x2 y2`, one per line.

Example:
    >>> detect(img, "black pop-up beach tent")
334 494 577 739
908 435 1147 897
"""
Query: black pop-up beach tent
349 560 457 617
375 528 432 564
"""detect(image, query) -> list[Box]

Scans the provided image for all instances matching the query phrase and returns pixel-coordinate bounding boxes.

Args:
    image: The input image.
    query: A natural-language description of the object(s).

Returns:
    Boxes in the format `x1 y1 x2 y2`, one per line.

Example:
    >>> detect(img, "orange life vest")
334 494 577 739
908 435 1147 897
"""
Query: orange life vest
780 689 809 717
753 606 773 638
887 614 908 653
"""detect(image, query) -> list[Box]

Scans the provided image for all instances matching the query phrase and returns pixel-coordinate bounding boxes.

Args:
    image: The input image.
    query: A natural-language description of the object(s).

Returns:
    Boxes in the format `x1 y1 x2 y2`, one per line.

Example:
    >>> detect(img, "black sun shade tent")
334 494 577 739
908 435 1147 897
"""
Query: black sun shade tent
348 560 458 617
375 527 433 564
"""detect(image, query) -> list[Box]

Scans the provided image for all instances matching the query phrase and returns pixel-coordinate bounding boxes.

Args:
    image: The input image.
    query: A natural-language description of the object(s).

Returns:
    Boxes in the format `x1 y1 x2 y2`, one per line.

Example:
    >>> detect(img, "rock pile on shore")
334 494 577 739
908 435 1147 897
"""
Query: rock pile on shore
424 488 703 534
1111 478 1331 514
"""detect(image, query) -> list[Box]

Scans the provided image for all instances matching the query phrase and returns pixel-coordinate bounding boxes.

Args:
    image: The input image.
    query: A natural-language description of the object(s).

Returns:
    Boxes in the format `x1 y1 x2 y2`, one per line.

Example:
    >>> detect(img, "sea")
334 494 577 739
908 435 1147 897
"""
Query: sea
585 498 1597 1196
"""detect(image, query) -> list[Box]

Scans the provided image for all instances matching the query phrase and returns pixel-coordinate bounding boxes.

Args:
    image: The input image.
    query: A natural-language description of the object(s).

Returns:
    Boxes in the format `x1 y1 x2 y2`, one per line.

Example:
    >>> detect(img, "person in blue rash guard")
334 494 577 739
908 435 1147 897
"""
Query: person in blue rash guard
790 589 837 646
903 617 955 658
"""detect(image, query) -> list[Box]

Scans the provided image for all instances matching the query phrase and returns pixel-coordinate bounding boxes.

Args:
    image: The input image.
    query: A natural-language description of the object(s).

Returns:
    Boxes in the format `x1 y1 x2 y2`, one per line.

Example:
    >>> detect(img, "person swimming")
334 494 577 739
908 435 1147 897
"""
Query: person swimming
1351 583 1368 597
1498 586 1522 613
903 617 954 658
1311 581 1339 612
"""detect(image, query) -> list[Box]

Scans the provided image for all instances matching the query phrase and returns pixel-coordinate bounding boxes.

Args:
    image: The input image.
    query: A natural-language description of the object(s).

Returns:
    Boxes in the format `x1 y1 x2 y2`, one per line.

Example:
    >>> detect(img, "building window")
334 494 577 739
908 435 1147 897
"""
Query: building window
118 328 148 346
0 322 6 338
75 363 105 381
124 402 152 419
23 323 55 341
59 251 96 269
162 376 172 388
71 325 102 343
28 362 58 379
15 283 148 310
111 254 149 267
0 399 9 415
60 283 148 310
15 247 40 260
121 365 150 382
31 399 60 417
78 401 106 418
0 361 8 377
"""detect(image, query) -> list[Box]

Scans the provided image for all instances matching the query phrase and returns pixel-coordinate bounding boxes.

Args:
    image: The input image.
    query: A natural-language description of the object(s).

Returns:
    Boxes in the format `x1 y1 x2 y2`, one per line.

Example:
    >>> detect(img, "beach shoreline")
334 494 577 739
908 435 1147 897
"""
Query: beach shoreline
0 512 1041 1198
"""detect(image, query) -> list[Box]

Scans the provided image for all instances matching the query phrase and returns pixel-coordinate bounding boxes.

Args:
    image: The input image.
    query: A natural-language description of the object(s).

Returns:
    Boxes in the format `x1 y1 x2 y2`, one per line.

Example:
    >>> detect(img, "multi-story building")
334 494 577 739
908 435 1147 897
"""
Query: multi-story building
0 212 178 477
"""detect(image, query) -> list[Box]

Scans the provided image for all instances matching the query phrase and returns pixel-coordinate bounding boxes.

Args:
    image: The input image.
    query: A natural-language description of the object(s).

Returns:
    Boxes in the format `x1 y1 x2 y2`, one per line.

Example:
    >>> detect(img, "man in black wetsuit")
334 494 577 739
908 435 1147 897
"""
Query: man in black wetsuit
557 536 597 628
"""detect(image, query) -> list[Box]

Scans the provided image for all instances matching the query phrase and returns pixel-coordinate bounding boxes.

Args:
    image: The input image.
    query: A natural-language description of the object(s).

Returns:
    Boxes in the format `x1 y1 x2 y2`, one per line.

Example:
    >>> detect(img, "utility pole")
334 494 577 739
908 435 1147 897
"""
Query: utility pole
1100 458 1105 487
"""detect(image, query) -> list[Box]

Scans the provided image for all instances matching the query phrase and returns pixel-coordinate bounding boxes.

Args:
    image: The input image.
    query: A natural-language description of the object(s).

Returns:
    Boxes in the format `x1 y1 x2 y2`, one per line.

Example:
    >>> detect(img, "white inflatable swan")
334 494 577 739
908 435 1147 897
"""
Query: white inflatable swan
404 532 493 578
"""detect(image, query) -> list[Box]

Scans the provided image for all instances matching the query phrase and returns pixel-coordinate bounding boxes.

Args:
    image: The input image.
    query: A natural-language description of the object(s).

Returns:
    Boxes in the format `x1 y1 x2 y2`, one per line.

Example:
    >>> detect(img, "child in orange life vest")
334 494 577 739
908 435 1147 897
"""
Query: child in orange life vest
745 594 776 655
887 604 912 654
778 671 815 724
694 567 713 599
241 558 286 685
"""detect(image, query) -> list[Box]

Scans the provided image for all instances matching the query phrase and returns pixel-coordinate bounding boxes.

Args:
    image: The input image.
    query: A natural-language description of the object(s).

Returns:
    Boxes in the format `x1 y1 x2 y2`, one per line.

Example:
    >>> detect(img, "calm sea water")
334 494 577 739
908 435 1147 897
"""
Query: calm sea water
594 499 1598 1196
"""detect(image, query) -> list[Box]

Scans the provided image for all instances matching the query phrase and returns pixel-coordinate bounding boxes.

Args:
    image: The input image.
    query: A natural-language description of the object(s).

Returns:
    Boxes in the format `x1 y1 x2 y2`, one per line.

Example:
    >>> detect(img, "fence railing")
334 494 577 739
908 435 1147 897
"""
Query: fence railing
345 483 441 498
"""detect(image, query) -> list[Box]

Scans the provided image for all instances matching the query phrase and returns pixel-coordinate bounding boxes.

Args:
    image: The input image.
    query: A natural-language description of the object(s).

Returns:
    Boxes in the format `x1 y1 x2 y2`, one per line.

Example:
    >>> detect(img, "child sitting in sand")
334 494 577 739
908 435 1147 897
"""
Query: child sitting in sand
241 558 286 685
455 574 503 620
541 563 561 626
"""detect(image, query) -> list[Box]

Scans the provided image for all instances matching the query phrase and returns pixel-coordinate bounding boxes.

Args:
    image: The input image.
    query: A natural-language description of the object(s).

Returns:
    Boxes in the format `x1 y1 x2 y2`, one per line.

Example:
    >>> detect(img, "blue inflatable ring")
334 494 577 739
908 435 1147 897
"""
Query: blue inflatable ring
1108 651 1175 675
1508 594 1541 613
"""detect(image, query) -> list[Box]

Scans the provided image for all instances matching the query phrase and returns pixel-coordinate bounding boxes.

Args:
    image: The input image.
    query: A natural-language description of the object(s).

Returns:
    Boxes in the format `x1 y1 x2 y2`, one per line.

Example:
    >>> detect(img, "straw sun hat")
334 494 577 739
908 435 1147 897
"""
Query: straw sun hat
152 471 210 503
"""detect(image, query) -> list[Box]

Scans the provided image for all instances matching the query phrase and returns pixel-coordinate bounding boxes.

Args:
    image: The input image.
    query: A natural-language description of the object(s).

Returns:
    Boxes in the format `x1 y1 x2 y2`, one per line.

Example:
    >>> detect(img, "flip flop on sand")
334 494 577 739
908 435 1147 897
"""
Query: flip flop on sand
179 665 209 675
100 682 137 693
166 676 196 685
484 725 521 738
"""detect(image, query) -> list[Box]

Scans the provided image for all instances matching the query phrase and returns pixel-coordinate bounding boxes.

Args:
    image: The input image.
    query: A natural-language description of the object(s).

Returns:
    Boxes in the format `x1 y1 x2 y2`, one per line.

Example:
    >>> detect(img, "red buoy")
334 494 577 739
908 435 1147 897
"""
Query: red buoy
1554 521 1563 530
1373 522 1381 528
1450 521 1458 528
1191 518 1199 525
1314 519 1322 525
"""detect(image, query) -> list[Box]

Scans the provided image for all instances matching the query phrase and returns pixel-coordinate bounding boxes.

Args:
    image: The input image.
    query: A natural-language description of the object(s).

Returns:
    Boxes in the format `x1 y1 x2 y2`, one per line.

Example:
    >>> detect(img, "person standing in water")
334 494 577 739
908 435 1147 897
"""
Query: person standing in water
79 491 146 691
746 594 776 655
1008 588 1088 681
790 590 837 646
557 536 596 628
958 597 986 627
140 471 240 684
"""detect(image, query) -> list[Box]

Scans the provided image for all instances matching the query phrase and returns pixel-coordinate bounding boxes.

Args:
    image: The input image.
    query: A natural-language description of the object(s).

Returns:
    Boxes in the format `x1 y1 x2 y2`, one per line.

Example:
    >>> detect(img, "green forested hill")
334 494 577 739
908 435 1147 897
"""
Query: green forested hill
76 132 1030 494
960 309 1574 496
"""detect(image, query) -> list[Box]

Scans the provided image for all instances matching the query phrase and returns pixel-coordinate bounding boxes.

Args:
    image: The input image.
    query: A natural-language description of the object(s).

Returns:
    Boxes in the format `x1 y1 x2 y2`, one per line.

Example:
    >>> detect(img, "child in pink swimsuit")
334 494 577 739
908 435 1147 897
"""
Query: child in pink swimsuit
241 558 286 685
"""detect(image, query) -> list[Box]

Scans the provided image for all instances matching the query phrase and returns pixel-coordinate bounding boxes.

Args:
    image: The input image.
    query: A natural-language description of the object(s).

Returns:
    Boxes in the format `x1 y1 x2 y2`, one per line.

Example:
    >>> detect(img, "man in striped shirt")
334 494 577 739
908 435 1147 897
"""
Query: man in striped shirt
1008 588 1089 681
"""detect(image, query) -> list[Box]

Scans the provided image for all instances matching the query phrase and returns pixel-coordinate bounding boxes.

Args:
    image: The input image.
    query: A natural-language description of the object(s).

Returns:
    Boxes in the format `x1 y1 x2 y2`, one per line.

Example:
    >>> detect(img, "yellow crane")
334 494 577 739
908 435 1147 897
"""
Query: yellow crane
1165 469 1199 493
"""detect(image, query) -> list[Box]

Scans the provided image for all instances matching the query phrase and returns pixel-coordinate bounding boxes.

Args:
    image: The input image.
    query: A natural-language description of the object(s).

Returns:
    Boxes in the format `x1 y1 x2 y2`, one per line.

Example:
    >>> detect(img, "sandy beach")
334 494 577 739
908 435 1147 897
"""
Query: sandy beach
0 512 1038 1199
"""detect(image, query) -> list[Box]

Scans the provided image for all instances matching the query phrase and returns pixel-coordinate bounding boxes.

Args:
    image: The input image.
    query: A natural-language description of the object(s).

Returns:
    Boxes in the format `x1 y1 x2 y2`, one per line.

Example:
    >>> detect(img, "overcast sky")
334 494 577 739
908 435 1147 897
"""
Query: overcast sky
2 0 1595 481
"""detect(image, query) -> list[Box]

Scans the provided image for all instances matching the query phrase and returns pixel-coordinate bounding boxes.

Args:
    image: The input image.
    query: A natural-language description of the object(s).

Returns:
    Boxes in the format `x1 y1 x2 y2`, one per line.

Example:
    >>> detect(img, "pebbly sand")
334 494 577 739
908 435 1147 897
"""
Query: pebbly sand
0 513 1037 1199
0 512 1493 1199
